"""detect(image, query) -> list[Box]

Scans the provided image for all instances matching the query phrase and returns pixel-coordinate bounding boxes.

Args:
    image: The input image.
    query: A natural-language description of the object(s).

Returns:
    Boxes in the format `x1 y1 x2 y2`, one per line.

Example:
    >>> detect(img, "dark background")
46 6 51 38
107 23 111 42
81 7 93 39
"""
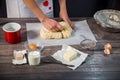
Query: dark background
0 0 7 18
53 0 117 17
0 0 120 18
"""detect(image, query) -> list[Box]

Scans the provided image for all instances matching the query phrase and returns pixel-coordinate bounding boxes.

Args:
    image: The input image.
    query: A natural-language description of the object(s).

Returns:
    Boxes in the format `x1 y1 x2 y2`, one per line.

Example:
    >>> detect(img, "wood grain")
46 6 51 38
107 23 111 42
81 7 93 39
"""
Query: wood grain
0 18 120 80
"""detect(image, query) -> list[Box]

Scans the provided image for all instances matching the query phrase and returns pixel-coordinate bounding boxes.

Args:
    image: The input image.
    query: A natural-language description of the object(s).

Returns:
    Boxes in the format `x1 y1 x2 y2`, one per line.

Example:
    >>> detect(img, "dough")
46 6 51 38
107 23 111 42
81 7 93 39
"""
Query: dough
40 26 62 39
40 21 72 39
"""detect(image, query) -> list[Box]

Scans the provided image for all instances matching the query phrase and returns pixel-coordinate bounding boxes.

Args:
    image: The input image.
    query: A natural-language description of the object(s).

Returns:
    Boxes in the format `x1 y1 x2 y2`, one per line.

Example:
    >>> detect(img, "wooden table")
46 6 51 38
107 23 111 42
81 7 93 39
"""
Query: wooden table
0 18 120 80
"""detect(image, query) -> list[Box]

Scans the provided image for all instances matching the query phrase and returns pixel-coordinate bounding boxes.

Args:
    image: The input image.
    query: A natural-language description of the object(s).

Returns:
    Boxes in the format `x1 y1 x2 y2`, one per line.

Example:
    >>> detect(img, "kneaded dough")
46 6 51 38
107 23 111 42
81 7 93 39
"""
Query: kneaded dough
40 21 72 39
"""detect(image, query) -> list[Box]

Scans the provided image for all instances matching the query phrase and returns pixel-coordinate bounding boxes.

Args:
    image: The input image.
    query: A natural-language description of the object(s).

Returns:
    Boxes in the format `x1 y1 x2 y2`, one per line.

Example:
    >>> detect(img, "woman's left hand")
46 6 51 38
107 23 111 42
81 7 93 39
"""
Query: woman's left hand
60 14 75 30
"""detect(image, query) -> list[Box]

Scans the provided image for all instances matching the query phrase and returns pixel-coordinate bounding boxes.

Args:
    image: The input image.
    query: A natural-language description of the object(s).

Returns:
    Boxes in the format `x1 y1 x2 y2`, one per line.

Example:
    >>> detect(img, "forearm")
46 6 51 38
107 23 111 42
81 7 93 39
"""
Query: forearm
59 0 74 29
59 0 68 17
23 0 47 22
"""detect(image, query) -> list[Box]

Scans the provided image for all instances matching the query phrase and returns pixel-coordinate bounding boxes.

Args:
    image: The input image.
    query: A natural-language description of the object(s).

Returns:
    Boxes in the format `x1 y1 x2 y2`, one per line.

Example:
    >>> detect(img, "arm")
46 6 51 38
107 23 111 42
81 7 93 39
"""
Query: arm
59 0 75 29
23 0 46 22
23 0 62 31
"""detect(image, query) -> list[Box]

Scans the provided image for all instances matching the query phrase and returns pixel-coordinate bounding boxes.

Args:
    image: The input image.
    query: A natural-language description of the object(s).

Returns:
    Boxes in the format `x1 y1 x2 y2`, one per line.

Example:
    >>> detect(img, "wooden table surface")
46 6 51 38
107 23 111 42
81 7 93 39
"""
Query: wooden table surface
0 18 120 80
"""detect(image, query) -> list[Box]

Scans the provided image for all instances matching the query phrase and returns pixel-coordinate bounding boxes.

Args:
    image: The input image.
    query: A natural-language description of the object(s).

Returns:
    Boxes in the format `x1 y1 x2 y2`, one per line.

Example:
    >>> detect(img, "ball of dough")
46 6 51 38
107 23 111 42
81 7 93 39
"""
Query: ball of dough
40 21 72 39
40 26 62 39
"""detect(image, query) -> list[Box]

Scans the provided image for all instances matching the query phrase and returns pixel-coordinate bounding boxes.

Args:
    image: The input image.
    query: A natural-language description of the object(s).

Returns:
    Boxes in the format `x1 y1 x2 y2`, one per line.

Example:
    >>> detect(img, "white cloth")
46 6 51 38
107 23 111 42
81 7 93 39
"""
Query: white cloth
6 0 53 18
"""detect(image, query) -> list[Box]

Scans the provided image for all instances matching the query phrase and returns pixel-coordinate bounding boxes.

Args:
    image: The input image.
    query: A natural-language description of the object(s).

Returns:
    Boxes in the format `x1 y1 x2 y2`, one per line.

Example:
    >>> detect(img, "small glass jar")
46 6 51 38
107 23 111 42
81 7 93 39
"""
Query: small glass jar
28 50 41 65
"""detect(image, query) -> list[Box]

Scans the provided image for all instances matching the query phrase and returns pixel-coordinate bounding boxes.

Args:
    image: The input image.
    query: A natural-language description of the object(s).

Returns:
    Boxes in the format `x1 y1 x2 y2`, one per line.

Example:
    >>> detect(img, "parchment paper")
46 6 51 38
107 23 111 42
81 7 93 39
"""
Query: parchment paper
26 20 97 46
52 44 88 70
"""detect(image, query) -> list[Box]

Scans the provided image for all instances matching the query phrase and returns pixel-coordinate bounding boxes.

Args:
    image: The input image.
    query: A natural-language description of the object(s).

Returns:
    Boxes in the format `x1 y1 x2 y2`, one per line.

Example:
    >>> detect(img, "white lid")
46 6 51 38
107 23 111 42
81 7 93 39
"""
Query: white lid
2 22 21 32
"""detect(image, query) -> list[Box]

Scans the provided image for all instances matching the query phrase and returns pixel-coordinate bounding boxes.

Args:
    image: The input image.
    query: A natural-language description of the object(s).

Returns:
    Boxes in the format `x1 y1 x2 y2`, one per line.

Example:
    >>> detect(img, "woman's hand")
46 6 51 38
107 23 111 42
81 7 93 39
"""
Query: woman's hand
59 0 75 30
23 0 62 32
59 13 75 30
41 17 63 32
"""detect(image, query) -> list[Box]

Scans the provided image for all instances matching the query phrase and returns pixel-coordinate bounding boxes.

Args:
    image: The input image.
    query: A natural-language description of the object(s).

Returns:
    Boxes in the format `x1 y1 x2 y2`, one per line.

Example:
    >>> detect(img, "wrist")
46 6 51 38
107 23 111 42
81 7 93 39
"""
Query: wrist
59 11 68 19
38 15 48 22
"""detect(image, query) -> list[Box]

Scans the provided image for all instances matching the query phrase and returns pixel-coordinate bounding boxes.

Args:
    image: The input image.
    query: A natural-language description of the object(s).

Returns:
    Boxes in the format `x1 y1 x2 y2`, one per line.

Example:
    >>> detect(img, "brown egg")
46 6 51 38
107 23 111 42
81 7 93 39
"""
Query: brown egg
104 43 112 50
104 49 110 55
28 43 37 50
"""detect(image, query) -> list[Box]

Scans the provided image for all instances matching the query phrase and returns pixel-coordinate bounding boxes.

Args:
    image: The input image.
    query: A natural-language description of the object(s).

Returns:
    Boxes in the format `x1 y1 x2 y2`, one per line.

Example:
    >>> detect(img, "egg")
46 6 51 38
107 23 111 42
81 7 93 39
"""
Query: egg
104 43 112 55
28 43 37 50
104 49 110 55
104 43 112 50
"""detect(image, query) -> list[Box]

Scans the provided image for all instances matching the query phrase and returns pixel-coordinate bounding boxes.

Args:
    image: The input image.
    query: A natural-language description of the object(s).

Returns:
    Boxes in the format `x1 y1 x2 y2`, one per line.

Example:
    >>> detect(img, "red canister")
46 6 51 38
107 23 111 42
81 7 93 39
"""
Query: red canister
2 22 21 44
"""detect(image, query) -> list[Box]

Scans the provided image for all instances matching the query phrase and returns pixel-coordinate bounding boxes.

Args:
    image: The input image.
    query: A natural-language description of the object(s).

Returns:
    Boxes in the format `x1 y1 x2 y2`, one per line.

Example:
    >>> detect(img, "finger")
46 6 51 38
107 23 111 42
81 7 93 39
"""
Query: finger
54 27 60 32
50 27 59 32
56 24 63 31
43 23 52 30
50 28 55 31
70 23 75 30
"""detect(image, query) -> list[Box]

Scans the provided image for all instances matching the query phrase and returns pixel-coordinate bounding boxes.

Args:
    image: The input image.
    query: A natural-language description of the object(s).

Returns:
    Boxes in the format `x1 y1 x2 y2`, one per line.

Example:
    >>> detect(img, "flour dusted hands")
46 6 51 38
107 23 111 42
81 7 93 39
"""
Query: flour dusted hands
40 21 72 39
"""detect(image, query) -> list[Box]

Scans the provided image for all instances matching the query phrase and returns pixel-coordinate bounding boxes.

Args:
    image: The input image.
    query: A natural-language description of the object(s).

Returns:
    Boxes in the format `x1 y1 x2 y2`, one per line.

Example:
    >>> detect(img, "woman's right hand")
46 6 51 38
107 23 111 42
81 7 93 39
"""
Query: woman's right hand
41 17 63 32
